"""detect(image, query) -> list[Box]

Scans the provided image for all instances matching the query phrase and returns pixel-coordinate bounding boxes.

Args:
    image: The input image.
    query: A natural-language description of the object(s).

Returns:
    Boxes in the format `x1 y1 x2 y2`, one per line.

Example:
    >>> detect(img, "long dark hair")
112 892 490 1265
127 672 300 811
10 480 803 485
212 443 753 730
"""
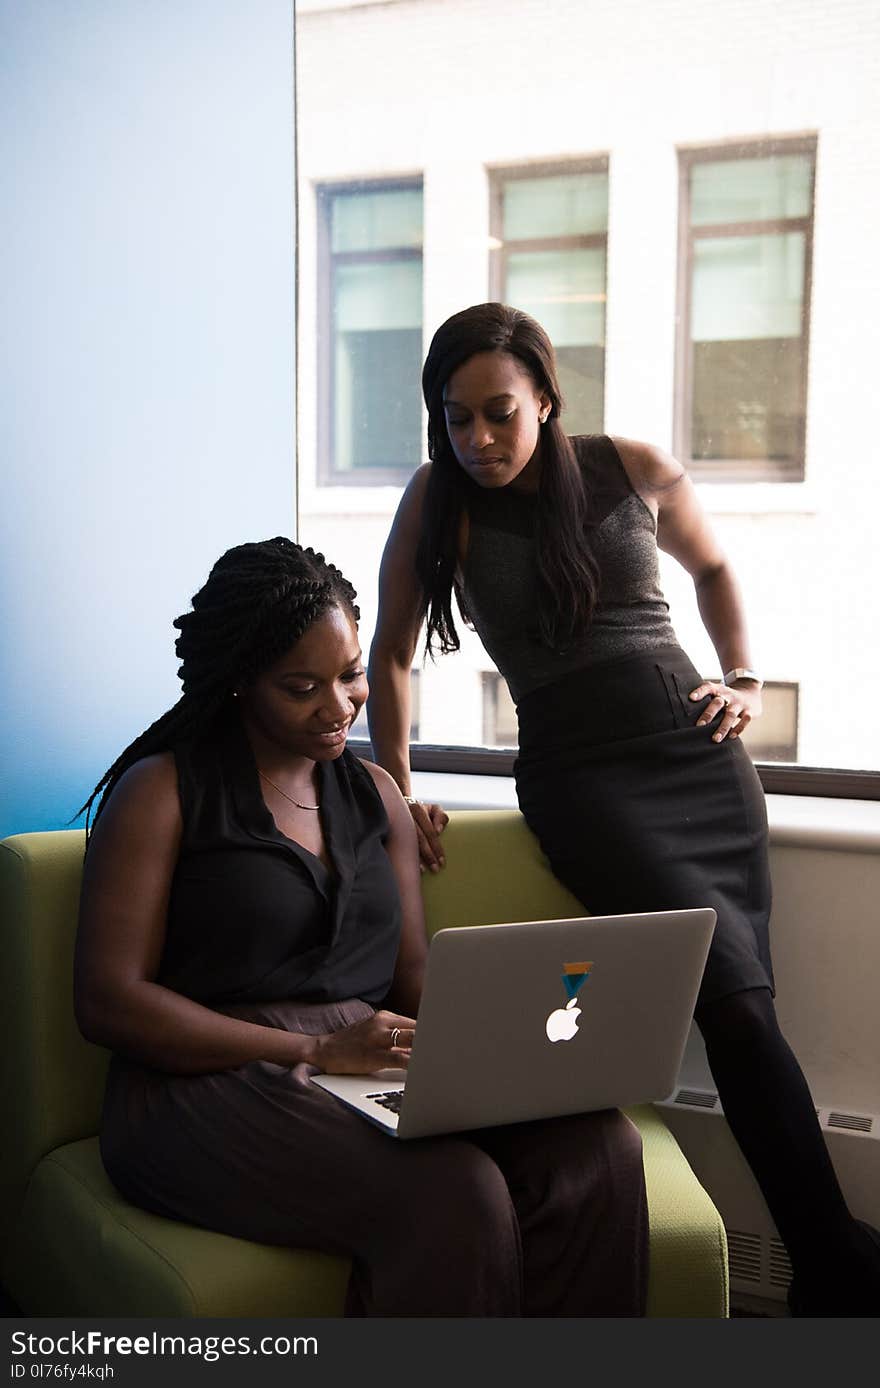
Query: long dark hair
79 538 359 837
417 302 600 654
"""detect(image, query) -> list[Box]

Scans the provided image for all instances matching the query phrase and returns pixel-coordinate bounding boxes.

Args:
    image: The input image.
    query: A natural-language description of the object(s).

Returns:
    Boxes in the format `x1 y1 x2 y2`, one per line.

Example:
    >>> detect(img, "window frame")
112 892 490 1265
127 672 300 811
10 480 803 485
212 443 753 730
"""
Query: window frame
347 738 880 801
316 175 424 487
674 135 817 483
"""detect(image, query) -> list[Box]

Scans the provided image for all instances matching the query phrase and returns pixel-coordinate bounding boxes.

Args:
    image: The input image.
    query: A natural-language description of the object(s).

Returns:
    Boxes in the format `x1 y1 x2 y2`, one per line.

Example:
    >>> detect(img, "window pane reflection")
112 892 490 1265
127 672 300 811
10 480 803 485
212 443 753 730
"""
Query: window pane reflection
502 172 609 239
680 143 814 476
319 181 423 479
691 155 813 226
495 167 608 436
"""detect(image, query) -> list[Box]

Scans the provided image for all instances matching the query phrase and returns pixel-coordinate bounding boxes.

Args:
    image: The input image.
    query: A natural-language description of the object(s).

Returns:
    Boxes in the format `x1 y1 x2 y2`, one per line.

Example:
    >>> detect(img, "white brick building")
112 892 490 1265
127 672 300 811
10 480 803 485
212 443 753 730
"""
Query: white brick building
295 0 880 770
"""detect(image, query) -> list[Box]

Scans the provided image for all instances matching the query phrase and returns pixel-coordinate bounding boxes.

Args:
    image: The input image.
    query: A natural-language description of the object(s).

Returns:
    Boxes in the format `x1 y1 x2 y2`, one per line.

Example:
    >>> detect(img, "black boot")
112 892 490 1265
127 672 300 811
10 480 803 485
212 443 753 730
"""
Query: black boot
786 1222 880 1317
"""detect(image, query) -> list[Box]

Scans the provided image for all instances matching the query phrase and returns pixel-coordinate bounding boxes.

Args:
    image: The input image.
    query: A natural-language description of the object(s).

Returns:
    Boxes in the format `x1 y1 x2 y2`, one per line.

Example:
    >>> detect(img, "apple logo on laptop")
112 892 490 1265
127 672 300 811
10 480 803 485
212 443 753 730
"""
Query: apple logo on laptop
545 997 582 1043
545 961 593 1042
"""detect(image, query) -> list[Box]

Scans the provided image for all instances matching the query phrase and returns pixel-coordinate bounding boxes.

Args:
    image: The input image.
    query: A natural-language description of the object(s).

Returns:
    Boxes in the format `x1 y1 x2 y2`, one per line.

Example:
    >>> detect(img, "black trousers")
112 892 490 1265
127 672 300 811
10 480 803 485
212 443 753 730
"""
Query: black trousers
101 998 649 1317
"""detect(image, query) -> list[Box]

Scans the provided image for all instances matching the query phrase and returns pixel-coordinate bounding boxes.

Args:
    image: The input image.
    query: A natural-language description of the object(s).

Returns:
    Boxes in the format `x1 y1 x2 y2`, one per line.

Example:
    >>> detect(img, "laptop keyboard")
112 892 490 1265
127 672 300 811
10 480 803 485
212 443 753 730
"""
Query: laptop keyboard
365 1090 404 1114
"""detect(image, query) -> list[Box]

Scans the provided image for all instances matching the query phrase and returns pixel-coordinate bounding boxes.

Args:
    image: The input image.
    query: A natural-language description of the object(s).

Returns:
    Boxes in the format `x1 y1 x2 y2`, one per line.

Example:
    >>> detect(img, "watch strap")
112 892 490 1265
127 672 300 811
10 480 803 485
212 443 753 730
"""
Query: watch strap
723 667 763 689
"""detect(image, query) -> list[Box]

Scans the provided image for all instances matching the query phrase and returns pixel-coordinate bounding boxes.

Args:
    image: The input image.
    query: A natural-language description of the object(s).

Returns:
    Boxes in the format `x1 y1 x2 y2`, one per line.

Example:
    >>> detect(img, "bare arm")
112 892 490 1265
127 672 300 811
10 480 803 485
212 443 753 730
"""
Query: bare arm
367 465 429 793
613 437 763 740
75 756 416 1075
361 759 429 1018
368 465 449 868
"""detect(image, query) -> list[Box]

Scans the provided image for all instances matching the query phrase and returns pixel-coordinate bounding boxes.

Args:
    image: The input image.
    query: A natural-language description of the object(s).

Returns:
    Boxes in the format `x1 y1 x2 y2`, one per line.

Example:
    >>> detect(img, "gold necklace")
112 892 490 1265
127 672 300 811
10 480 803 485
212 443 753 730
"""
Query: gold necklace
258 769 320 812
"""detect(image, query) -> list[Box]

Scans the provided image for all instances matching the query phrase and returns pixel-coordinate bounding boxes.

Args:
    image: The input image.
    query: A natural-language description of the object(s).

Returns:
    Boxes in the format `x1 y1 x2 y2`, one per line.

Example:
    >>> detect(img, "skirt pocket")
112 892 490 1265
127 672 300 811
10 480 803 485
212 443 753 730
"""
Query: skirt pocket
670 668 718 731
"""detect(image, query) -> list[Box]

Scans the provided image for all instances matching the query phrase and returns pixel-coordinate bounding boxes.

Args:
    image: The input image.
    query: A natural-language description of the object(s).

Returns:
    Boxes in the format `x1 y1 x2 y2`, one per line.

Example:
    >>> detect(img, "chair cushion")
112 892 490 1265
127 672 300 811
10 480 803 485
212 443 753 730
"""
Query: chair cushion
420 810 585 937
623 1105 728 1317
4 1114 727 1317
0 832 108 1243
4 1138 351 1317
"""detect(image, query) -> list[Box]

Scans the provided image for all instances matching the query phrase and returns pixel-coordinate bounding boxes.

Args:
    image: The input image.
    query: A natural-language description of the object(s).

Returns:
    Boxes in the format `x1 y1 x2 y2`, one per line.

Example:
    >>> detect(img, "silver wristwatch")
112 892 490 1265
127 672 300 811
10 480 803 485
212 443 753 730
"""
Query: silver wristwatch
723 667 763 689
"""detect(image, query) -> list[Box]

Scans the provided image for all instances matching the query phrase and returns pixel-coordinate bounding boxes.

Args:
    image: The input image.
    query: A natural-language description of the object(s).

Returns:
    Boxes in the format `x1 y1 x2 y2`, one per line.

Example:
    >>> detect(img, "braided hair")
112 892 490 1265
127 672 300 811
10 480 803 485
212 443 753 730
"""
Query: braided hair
79 538 359 838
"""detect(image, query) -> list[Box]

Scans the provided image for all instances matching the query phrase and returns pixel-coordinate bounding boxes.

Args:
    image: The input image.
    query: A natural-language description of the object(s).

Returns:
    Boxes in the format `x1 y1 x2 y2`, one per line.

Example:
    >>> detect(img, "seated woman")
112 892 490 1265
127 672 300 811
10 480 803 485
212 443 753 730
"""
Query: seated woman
74 537 648 1318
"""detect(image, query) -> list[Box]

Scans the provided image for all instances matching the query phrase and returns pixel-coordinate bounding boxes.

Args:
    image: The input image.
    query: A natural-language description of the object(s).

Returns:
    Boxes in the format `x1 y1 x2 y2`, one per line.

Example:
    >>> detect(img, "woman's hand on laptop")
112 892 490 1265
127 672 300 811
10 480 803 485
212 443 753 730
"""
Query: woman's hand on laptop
312 1010 416 1074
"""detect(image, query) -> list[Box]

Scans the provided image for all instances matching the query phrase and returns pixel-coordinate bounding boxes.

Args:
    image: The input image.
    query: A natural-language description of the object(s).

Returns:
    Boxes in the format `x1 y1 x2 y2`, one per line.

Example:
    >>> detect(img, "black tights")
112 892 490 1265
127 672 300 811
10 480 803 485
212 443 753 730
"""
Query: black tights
696 987 879 1311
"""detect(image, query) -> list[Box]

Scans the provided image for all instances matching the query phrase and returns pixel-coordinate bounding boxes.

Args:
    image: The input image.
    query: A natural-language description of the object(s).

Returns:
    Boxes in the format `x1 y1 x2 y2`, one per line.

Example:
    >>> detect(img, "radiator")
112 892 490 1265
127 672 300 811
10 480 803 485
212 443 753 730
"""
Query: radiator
655 1089 880 1303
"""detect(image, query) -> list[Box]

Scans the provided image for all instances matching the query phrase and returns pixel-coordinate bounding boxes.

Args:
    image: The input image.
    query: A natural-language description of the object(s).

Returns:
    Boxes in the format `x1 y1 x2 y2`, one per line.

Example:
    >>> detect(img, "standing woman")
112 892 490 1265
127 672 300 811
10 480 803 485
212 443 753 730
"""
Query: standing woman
367 302 880 1317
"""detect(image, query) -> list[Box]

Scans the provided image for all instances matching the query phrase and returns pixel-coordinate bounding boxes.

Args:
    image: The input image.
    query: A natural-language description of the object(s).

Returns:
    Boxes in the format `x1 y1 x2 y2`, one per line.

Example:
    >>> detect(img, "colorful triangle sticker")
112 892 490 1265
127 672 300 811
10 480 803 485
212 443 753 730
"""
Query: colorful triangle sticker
562 961 593 1000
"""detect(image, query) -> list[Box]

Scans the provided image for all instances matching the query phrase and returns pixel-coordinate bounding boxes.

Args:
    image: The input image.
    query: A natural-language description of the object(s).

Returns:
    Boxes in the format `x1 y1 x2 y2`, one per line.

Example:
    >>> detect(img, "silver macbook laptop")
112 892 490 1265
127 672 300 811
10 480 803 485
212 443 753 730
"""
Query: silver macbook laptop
311 908 715 1139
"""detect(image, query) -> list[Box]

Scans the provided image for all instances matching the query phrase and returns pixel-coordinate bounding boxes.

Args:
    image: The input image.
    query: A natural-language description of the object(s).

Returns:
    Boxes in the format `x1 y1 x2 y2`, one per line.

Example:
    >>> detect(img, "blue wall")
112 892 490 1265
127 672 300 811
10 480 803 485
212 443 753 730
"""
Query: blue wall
0 0 296 836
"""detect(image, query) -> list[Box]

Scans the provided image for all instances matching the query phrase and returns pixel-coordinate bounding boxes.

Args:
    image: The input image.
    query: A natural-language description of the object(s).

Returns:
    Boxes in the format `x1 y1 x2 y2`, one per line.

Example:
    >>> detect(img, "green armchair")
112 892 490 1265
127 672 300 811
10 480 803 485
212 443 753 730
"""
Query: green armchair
0 812 728 1317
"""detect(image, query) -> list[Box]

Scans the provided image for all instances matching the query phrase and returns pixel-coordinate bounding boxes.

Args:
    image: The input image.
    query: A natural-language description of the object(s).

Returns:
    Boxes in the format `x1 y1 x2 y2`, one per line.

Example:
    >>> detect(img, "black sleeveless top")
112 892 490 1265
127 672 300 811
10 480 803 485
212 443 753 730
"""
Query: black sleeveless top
461 434 679 703
157 709 402 1007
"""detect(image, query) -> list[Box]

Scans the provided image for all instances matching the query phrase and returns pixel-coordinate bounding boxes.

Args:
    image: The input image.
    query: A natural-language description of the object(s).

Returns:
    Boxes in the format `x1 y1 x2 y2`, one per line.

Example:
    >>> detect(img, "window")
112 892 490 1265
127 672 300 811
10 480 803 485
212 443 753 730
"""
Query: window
740 683 798 764
317 180 423 483
490 162 609 435
484 672 796 762
675 140 816 481
297 2 880 788
352 670 421 744
482 672 517 748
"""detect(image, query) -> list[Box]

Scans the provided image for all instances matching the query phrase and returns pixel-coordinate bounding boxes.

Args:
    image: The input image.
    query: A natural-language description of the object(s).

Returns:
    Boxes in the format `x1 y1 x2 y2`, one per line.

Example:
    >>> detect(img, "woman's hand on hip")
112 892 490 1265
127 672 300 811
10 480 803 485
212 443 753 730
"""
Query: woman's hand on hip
313 1010 417 1074
404 797 449 872
689 680 763 742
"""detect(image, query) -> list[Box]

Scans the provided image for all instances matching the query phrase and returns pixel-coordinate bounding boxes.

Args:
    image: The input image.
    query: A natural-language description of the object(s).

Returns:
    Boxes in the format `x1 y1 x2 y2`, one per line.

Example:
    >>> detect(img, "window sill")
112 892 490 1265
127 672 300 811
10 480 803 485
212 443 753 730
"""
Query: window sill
350 740 880 805
409 771 880 854
693 480 819 515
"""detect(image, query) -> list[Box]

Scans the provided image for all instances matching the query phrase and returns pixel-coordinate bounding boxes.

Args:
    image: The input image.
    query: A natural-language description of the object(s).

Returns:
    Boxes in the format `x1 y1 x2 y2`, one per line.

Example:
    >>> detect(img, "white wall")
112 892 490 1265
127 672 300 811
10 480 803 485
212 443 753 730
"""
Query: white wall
0 0 297 836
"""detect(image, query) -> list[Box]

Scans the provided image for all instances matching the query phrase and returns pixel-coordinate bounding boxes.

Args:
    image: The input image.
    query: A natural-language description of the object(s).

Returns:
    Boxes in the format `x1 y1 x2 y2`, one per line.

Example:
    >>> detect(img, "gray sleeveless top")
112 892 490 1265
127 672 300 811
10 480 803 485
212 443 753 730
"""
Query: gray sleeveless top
460 434 679 703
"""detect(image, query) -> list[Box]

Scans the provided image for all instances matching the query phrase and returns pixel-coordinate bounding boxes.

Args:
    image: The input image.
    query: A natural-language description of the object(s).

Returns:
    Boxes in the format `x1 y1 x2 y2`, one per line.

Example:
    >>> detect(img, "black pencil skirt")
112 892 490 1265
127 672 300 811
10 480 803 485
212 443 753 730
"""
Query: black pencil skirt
514 646 774 1008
